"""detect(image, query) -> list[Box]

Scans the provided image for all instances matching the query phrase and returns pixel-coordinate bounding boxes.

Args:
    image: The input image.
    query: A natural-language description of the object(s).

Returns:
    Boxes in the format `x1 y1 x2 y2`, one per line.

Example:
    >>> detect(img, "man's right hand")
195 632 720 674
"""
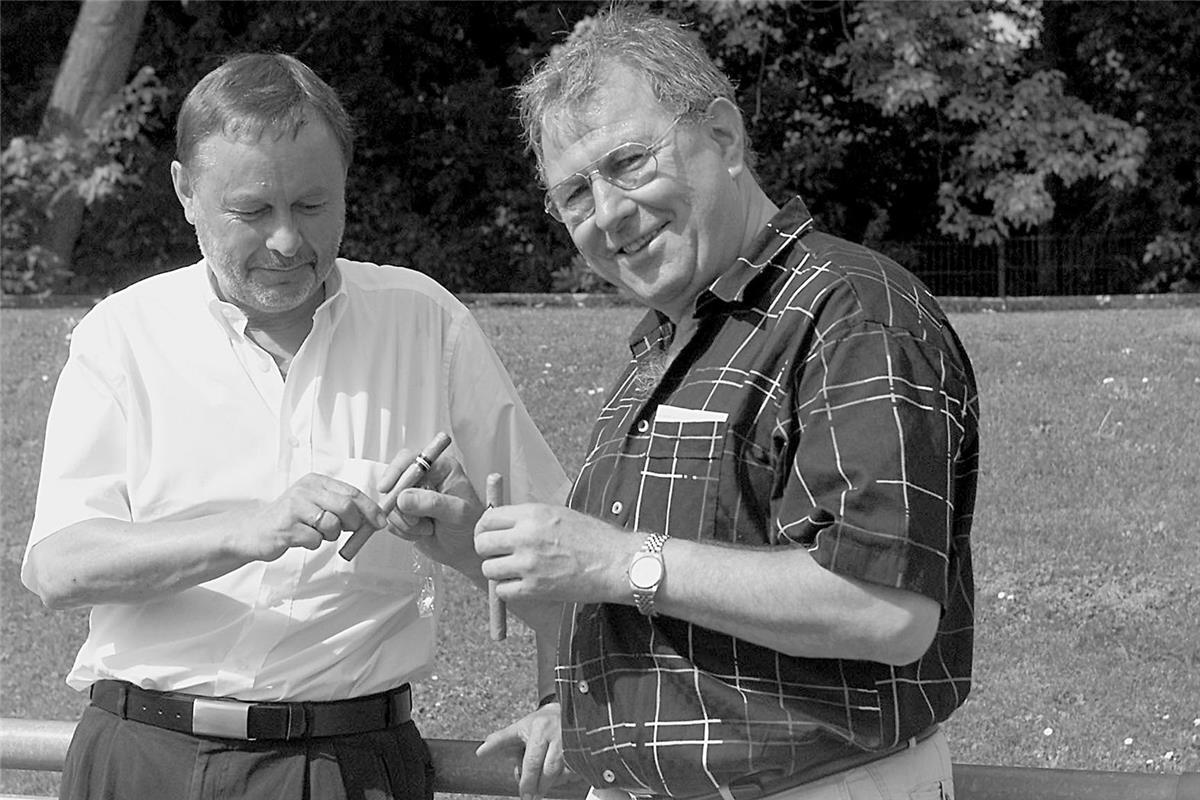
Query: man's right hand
241 472 388 562
25 472 387 609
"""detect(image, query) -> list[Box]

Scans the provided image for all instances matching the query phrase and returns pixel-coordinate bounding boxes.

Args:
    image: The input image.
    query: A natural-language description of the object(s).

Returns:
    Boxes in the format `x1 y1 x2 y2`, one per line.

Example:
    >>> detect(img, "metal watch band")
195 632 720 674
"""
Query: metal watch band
642 531 669 555
632 531 670 616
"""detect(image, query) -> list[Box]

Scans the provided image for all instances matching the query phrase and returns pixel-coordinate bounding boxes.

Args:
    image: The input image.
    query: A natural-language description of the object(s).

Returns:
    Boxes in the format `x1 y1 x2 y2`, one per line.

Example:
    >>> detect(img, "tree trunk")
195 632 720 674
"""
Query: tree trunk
39 0 149 270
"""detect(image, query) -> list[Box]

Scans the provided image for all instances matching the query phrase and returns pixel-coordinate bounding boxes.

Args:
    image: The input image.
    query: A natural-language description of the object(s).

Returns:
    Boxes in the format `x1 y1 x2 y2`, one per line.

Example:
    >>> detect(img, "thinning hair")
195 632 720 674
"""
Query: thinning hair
515 4 754 181
175 53 354 169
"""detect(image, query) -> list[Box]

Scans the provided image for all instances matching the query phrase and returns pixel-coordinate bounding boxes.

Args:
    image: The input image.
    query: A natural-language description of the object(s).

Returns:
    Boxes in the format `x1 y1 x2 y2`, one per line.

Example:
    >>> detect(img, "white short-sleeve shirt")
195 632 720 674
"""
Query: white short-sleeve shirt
24 259 570 701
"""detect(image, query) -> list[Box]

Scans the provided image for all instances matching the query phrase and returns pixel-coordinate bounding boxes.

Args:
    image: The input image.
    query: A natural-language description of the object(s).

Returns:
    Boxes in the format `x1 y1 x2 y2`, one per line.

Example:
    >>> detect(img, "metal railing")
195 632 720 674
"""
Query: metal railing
876 235 1148 298
2 718 1198 800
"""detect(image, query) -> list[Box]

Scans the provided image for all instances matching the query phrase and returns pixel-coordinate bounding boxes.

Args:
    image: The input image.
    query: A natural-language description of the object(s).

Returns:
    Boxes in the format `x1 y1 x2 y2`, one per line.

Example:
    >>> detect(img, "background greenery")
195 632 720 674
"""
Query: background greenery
3 0 1198 295
2 303 1198 798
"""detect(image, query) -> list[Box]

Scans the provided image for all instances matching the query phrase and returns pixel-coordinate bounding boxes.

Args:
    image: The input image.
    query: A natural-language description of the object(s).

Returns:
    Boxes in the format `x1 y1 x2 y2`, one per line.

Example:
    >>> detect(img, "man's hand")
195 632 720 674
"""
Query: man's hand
242 472 387 561
474 504 632 604
380 449 485 571
475 702 565 800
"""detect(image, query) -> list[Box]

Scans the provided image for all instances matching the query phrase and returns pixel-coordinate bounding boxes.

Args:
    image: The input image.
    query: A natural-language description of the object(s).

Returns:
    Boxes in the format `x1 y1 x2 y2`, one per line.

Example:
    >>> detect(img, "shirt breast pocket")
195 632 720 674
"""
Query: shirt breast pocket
642 406 727 541
312 457 411 591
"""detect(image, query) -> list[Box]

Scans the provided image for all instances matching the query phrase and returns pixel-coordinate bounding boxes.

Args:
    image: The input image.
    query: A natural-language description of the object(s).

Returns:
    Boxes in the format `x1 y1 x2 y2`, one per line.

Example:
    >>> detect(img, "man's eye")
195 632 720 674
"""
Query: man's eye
607 148 651 176
561 181 590 207
232 208 266 219
298 202 326 213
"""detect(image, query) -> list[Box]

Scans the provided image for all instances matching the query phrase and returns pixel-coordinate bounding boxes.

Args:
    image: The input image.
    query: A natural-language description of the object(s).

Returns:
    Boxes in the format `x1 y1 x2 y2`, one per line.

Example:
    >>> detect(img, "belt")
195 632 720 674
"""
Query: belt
89 680 411 741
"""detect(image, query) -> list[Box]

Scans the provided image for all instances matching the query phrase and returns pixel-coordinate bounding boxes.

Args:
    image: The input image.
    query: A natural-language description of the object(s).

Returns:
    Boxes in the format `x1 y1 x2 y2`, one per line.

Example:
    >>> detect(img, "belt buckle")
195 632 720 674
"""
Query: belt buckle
192 698 252 739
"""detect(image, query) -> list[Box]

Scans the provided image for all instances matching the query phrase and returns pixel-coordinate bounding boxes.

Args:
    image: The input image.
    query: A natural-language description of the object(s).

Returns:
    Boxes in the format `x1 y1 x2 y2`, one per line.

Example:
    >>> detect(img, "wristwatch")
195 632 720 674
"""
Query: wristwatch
629 531 670 616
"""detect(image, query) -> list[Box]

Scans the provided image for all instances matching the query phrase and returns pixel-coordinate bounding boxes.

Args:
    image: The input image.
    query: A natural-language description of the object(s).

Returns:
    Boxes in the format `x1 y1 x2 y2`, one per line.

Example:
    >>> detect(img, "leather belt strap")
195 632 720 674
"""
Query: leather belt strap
90 680 411 741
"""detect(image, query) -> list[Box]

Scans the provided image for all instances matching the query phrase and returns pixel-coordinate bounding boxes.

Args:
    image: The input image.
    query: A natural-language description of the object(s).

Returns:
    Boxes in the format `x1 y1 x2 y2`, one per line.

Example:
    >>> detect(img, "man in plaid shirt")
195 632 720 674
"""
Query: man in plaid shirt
476 7 977 800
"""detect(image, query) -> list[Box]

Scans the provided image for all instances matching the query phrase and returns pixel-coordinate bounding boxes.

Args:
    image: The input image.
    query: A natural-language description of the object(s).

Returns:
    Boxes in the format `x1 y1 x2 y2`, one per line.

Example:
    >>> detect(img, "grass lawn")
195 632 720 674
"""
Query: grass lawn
2 303 1198 797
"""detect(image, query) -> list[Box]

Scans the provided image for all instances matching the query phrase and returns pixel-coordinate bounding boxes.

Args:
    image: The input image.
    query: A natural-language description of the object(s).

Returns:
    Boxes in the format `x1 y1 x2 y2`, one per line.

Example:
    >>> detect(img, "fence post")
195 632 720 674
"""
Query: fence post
996 240 1007 297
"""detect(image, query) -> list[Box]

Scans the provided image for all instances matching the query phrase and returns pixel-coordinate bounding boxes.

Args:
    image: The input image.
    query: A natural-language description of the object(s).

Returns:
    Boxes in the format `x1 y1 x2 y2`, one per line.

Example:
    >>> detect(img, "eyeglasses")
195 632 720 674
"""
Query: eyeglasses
543 117 683 226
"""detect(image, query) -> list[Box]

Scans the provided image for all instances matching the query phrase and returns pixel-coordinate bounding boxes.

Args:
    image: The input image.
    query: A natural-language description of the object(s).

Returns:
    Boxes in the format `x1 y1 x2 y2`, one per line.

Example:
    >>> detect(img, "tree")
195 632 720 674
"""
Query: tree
38 0 149 269
1039 0 1200 290
836 0 1147 246
4 0 1193 295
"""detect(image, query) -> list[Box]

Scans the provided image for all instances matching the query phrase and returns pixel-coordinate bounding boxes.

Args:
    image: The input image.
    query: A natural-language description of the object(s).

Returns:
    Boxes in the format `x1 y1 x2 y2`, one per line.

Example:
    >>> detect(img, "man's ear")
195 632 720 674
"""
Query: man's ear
704 97 747 179
170 160 198 226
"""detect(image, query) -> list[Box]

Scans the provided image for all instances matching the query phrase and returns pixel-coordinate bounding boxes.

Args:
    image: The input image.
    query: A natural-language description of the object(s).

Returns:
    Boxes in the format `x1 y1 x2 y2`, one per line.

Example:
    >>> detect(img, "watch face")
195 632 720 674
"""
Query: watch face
629 553 664 589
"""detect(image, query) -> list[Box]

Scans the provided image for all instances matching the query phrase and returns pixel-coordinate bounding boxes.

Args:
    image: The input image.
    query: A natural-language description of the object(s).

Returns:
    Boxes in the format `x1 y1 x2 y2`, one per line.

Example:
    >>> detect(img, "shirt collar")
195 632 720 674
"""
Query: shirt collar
204 259 349 337
702 194 816 309
625 195 817 355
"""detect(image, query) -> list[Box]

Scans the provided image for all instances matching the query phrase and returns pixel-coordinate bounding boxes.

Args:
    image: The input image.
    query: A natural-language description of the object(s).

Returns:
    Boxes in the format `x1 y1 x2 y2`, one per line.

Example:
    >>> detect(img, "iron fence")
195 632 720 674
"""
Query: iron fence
876 235 1147 297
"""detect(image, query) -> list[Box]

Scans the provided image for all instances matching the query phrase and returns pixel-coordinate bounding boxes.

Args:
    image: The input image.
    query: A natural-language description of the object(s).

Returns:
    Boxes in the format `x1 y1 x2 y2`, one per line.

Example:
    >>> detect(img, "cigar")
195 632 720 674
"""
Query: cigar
338 432 452 560
486 472 508 641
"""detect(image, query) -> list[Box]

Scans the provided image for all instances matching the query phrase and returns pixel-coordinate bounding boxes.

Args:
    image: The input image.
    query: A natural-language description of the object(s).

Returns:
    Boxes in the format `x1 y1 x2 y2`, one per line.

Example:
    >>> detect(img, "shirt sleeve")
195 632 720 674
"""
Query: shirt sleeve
777 320 974 607
23 310 133 588
443 308 572 508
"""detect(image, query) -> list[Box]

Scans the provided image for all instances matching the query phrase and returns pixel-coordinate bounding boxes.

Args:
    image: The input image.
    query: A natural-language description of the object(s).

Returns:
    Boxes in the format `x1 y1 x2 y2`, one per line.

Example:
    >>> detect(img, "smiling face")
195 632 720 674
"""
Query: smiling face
171 117 346 324
540 64 752 322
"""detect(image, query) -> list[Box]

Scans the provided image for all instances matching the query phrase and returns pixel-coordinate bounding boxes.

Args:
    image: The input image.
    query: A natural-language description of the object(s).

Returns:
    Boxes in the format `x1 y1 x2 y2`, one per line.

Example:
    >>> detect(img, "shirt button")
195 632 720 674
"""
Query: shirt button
602 769 616 783
637 419 649 433
577 680 589 694
288 436 300 448
610 501 622 515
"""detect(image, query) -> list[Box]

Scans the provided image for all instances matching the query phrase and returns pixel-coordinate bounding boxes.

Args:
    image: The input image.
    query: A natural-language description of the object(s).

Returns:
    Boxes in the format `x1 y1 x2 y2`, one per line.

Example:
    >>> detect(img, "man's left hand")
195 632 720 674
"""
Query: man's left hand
475 503 631 604
380 450 483 570
475 702 564 800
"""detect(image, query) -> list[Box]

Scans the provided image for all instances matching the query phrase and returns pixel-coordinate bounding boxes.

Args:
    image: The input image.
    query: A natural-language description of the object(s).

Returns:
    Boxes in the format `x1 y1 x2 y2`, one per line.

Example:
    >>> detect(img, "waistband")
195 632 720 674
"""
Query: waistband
89 680 411 741
647 725 941 800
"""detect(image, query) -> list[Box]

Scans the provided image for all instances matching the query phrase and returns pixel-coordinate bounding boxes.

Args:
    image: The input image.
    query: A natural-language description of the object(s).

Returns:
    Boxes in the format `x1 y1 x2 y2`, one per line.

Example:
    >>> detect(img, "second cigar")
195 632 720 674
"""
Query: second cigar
486 472 508 641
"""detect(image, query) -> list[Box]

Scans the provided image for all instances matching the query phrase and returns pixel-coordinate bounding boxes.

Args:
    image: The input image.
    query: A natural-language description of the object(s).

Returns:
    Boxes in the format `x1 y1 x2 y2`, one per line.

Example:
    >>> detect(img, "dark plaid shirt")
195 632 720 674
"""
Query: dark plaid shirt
558 197 978 796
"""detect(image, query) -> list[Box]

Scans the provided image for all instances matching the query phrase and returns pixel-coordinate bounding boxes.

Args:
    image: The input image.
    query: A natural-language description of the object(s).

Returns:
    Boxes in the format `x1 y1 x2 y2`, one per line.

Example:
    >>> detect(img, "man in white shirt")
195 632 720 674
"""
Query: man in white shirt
22 52 570 800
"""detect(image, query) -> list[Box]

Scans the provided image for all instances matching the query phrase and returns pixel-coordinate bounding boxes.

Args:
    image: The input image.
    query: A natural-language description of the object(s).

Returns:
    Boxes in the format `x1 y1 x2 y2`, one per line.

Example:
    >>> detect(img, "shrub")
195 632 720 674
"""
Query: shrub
1138 231 1200 293
1 67 167 295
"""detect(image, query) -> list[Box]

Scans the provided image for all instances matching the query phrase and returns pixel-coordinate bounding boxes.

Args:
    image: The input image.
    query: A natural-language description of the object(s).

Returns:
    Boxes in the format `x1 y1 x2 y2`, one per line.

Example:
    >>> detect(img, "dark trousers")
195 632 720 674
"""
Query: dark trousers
59 703 435 800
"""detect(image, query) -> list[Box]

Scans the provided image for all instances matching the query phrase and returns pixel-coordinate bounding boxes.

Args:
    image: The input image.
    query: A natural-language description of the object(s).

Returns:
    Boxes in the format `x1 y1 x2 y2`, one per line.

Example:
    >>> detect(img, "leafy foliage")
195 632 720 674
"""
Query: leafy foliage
1 0 1194 294
1038 0 1200 288
1 67 168 294
837 1 1147 245
1139 232 1200 293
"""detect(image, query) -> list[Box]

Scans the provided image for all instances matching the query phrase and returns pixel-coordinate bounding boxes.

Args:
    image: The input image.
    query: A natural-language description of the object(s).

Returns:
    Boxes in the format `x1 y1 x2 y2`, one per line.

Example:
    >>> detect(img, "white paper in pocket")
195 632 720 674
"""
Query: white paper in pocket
654 405 729 424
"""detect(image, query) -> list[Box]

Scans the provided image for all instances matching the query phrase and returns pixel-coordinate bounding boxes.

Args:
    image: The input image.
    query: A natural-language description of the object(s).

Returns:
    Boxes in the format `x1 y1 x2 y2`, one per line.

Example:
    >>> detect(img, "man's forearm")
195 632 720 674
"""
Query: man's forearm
652 540 940 665
508 600 563 698
25 515 254 610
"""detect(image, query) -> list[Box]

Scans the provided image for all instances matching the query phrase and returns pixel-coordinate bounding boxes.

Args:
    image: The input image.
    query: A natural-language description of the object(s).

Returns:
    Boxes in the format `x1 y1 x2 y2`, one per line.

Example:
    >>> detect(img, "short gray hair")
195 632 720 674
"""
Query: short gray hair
176 53 354 170
515 5 754 181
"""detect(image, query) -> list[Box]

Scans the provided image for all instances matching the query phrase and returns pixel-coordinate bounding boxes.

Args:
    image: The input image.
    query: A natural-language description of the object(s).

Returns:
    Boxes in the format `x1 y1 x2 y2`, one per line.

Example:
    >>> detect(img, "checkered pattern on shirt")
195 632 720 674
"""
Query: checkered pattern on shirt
558 197 978 797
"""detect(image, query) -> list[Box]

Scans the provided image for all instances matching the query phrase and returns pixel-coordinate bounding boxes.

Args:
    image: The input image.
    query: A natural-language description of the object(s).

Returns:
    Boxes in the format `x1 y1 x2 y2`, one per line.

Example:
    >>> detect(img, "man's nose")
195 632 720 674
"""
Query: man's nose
265 212 302 257
590 178 635 232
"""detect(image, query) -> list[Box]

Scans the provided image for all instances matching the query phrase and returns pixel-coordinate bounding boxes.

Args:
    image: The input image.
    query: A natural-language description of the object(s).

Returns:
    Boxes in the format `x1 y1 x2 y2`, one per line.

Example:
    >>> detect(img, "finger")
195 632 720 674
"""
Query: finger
474 505 517 535
474 522 516 559
474 723 520 758
396 486 469 525
379 435 454 511
386 511 433 541
310 508 343 540
540 738 566 789
378 449 418 497
319 482 387 532
519 738 551 799
479 553 510 582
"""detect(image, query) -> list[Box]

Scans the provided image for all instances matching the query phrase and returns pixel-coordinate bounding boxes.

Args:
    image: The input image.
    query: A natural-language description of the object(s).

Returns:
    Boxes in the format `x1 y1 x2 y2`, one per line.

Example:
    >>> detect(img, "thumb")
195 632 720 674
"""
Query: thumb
395 486 458 522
